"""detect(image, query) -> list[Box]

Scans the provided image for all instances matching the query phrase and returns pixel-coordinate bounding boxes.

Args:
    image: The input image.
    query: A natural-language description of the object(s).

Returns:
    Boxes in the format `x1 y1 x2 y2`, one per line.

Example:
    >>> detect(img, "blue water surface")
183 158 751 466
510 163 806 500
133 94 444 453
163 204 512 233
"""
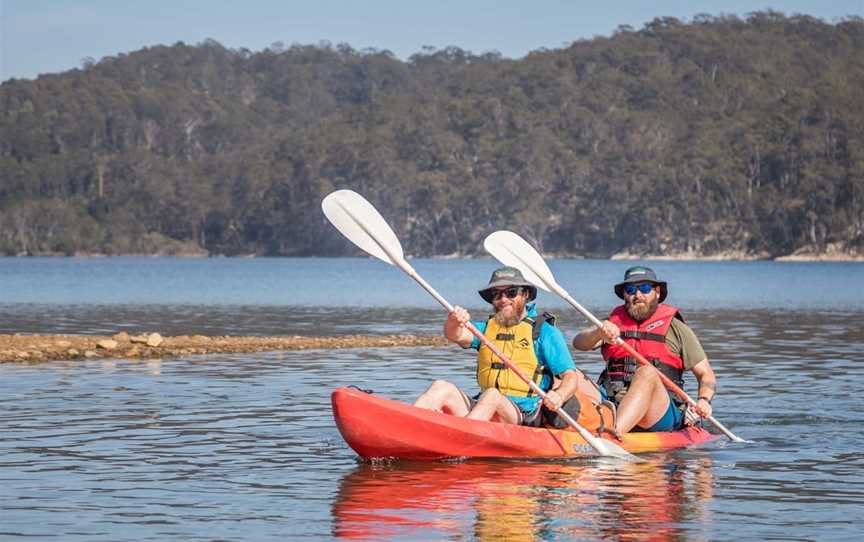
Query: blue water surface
1 257 863 541
1 256 861 310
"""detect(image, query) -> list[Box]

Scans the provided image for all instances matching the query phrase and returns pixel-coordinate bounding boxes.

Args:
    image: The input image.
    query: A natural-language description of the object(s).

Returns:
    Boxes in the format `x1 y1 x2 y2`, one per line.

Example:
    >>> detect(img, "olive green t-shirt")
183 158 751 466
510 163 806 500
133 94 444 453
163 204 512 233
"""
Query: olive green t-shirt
665 318 707 370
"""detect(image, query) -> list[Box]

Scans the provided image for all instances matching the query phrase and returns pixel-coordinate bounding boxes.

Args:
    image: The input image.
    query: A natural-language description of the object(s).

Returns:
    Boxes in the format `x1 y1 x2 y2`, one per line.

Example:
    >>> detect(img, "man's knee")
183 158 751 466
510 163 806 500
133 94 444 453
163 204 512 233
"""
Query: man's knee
416 380 466 413
476 388 503 402
428 379 456 394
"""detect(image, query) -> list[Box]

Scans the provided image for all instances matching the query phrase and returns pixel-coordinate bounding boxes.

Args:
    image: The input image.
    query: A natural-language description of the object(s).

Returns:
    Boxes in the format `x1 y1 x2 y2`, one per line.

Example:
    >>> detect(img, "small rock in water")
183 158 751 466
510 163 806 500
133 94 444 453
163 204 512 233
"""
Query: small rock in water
146 333 164 347
97 339 119 350
112 332 131 342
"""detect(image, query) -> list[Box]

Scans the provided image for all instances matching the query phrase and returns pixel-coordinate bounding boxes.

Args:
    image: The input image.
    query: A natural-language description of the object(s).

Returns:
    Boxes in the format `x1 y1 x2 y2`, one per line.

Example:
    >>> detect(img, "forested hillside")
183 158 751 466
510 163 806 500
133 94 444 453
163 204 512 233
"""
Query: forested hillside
1 12 862 258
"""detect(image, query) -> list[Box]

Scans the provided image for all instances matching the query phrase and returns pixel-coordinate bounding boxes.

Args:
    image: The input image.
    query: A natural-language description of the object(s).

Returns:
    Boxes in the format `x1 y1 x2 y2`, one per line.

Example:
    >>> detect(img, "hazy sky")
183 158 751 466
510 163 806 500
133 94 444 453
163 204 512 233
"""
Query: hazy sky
2 0 862 81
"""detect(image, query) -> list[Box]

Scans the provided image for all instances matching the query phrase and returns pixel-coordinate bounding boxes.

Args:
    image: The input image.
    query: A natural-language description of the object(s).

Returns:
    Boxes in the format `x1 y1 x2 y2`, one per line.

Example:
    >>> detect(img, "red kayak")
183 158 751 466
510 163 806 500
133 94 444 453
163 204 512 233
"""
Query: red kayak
332 387 720 460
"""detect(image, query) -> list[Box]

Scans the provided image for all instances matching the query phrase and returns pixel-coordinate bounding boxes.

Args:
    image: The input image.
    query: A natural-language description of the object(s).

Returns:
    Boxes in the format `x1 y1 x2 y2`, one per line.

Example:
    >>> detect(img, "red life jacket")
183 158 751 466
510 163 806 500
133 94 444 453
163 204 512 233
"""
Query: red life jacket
599 303 685 402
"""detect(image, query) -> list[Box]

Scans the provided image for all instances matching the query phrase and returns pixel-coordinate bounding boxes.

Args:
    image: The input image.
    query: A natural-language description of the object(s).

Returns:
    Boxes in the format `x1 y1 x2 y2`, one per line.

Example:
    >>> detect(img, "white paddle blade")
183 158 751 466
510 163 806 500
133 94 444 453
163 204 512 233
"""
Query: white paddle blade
483 231 556 292
321 190 404 264
597 440 641 461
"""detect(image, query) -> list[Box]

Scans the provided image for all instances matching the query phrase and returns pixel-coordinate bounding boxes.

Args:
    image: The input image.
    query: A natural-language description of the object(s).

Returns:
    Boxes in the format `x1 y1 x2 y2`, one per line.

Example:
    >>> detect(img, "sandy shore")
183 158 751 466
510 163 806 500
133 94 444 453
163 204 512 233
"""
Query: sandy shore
0 332 448 363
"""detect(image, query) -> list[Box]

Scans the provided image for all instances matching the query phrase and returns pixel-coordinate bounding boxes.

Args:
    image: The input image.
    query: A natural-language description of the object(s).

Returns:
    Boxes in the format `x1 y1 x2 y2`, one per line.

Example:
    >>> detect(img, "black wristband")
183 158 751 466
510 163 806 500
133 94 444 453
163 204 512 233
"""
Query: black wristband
698 396 712 404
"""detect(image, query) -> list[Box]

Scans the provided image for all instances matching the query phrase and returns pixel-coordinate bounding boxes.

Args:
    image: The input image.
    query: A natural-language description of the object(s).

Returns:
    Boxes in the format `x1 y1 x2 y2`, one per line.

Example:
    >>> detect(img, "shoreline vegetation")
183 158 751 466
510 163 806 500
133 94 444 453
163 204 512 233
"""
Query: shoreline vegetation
0 332 448 364
2 13 862 261
5 247 863 262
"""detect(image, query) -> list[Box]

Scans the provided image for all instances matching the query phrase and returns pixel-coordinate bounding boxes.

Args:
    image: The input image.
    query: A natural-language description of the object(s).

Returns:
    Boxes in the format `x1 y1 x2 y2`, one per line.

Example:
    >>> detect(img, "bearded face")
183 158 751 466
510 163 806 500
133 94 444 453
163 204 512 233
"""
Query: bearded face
624 285 660 321
491 287 527 327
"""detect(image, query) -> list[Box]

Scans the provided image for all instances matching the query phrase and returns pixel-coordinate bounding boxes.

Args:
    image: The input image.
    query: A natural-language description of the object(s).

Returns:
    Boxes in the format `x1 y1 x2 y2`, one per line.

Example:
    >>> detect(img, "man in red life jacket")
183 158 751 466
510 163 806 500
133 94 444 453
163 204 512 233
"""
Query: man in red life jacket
571 266 716 434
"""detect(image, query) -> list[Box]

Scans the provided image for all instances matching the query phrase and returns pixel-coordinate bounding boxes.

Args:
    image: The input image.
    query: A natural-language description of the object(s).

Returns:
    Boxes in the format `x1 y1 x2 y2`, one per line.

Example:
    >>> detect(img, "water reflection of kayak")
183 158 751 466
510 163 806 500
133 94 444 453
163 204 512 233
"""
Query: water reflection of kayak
333 456 716 541
332 387 720 460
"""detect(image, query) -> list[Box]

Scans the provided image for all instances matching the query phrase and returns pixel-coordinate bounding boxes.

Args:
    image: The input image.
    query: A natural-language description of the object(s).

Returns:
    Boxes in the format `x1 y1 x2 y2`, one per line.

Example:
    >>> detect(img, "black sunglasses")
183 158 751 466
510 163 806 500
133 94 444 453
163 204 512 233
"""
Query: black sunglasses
490 286 523 301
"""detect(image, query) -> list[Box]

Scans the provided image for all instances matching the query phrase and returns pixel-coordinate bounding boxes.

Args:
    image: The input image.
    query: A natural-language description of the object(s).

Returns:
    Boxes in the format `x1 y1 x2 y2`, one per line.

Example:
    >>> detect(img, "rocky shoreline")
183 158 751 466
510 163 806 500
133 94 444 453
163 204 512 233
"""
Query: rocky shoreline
610 245 864 261
0 332 448 363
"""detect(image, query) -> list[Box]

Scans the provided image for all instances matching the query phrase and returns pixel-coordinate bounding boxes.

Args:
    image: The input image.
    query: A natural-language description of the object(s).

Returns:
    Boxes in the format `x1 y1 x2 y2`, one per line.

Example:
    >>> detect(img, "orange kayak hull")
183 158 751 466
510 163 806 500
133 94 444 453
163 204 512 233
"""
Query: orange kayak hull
332 387 720 460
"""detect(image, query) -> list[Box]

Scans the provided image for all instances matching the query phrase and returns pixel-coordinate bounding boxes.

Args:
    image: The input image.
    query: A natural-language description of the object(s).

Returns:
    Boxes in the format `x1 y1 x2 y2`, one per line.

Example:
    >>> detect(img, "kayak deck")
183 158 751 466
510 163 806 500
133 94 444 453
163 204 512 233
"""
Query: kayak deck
332 387 719 460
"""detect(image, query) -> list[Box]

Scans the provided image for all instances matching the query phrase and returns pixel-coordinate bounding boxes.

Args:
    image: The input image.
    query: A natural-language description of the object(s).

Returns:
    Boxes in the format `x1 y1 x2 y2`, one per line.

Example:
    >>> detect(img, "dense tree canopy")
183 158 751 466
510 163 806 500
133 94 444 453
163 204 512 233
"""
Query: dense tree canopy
1 12 862 258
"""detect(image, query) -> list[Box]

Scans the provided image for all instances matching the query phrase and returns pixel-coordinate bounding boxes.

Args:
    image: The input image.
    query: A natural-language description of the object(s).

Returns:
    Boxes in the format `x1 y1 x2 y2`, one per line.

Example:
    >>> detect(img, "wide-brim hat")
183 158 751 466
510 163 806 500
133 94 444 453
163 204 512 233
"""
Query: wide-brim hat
614 265 668 302
479 266 537 303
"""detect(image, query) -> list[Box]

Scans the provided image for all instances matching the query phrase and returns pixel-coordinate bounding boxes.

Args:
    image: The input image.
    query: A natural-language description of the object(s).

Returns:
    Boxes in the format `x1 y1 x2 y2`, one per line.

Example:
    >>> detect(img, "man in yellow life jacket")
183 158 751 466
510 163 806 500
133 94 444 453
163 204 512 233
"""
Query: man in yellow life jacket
571 266 717 435
414 266 599 426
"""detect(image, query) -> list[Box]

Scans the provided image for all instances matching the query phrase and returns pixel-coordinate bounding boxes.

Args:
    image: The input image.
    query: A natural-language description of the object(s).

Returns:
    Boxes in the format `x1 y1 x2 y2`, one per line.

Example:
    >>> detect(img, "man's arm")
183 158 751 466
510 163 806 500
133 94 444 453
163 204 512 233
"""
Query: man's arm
669 319 714 418
444 306 475 347
690 359 716 418
572 320 620 351
544 369 581 411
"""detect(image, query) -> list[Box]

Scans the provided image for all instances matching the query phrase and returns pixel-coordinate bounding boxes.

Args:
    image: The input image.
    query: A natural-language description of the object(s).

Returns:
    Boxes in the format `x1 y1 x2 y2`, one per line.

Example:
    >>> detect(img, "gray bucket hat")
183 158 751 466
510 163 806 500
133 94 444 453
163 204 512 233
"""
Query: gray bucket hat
614 266 668 302
478 266 537 303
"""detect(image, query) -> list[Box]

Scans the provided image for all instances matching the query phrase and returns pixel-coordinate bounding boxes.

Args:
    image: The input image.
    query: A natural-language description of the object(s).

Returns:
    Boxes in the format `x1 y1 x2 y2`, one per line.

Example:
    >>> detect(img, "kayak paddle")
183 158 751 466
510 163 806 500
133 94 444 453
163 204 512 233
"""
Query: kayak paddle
483 230 747 443
322 189 640 461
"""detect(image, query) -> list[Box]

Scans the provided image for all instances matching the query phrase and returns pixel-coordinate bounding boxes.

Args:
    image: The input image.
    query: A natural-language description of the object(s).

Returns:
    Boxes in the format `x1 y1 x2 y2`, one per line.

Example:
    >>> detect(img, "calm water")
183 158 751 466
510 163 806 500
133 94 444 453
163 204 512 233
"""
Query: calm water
1 257 863 541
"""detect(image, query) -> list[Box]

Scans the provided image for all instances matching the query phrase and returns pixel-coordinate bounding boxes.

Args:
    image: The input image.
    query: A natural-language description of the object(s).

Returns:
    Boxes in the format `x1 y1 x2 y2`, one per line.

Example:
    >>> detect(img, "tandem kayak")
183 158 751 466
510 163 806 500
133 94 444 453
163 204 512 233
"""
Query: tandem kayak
332 387 720 460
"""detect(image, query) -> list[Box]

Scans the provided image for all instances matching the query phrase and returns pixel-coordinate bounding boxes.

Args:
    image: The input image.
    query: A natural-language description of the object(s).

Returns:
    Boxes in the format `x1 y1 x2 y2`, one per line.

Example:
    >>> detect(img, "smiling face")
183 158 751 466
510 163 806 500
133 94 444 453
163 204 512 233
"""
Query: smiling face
624 282 660 322
490 286 528 327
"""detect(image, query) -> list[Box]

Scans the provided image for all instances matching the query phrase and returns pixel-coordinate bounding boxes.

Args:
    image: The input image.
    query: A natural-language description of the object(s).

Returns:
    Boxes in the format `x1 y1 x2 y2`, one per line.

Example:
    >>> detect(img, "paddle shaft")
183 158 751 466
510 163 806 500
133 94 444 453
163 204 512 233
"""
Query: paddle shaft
552 284 745 443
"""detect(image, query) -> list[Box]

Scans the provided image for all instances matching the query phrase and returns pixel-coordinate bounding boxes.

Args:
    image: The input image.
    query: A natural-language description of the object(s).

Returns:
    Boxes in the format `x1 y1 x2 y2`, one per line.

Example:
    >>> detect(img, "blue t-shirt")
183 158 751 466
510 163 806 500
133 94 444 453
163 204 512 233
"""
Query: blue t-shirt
468 303 576 413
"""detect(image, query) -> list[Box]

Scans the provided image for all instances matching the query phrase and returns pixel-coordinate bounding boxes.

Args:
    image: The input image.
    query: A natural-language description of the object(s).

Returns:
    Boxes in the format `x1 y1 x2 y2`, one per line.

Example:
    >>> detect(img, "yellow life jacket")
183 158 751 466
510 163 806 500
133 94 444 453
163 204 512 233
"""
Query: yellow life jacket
476 316 546 397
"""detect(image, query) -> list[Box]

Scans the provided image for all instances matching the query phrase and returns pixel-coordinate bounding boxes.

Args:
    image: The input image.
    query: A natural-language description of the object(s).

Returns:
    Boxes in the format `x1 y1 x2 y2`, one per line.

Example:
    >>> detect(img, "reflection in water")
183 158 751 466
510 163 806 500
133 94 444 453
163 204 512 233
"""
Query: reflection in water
333 455 715 541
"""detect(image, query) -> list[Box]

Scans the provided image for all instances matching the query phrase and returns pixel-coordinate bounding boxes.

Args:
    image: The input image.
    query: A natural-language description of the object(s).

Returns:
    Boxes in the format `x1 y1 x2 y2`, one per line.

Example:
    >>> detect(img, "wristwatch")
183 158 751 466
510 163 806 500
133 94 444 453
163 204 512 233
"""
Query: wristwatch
698 396 713 404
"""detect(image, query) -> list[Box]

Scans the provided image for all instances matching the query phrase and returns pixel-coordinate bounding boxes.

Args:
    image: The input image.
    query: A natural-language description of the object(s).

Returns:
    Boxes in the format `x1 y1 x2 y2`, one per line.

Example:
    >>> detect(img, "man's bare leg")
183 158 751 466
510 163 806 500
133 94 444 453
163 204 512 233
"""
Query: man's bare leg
466 388 522 424
413 380 471 416
615 365 671 434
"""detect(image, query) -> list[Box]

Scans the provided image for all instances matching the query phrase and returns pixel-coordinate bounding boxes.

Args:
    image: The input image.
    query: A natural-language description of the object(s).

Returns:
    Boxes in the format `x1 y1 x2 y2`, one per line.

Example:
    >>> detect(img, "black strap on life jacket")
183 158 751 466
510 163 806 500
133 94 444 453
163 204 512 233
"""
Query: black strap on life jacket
605 356 684 387
599 357 685 406
620 330 666 342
